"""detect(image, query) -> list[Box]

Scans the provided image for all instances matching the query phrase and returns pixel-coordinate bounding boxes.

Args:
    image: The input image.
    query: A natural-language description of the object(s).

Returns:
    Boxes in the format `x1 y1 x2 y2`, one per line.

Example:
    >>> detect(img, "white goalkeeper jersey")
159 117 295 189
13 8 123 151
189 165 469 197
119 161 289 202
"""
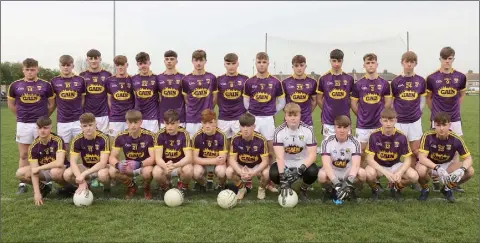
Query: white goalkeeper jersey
320 135 361 169
273 121 317 168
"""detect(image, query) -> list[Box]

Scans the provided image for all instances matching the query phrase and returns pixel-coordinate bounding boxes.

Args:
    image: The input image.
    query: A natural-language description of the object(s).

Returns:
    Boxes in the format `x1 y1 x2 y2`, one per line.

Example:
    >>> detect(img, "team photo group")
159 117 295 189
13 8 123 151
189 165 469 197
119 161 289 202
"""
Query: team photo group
7 46 474 207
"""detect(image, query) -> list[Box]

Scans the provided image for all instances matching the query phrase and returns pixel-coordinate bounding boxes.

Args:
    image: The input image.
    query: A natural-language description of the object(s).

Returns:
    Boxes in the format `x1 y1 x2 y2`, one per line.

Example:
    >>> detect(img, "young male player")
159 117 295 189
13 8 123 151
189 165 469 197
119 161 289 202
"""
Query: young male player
316 49 355 140
153 110 193 198
63 113 111 196
243 52 286 192
157 50 186 128
365 108 419 200
131 52 159 133
80 49 112 134
226 112 270 200
51 55 86 149
192 109 228 191
15 117 68 206
282 55 317 127
182 50 218 136
416 112 473 202
109 110 156 199
105 55 135 138
318 115 366 201
390 51 426 191
270 103 318 202
8 58 56 194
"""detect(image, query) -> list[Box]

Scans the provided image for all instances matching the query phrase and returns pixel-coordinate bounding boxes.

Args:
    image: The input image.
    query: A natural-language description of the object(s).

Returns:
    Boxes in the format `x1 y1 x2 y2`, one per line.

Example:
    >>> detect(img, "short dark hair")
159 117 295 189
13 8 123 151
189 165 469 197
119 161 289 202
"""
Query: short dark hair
291 55 306 65
363 53 377 62
86 49 101 58
164 50 178 58
22 58 38 68
334 115 351 127
256 52 269 61
433 112 451 125
330 49 344 60
59 55 74 65
239 112 255 127
79 113 96 124
163 109 180 124
114 55 128 65
136 52 150 63
440 47 455 59
125 110 142 123
401 51 418 63
224 53 238 63
192 50 207 61
36 116 52 128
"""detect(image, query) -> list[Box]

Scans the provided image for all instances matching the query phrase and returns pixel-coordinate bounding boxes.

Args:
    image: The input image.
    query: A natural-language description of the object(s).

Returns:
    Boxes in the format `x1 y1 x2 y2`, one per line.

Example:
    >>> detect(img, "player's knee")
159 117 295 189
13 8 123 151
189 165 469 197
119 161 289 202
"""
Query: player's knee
63 169 74 182
97 169 110 182
225 166 235 179
365 166 376 180
182 164 193 177
215 166 226 178
193 165 204 180
15 168 28 181
261 167 270 180
465 167 474 179
108 165 118 178
142 166 153 179
415 163 428 177
317 169 328 183
152 166 166 181
357 168 367 182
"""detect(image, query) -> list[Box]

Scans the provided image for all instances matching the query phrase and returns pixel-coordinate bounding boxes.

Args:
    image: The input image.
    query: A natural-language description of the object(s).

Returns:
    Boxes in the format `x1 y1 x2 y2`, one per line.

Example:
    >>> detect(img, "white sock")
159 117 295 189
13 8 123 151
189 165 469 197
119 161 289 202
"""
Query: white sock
19 182 26 187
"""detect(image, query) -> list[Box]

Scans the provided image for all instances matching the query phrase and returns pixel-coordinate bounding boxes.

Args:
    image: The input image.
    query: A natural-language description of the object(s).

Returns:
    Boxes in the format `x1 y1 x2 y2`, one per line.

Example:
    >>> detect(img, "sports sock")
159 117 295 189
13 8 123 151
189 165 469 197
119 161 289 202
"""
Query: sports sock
421 183 429 190
300 183 309 191
19 182 26 187
123 179 134 187
235 181 244 189
368 182 378 191
39 182 46 190
207 172 214 181
394 182 404 191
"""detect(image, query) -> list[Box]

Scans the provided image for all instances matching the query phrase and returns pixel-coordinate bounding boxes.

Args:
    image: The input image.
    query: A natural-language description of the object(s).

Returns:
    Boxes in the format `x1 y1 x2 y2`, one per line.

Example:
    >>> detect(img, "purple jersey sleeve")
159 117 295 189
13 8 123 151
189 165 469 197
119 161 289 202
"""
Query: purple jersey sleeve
28 143 40 161
113 133 125 150
366 135 379 155
243 79 252 97
193 133 202 150
155 132 164 148
453 135 470 159
400 134 412 157
459 73 467 91
351 83 359 99
317 77 324 94
71 136 82 154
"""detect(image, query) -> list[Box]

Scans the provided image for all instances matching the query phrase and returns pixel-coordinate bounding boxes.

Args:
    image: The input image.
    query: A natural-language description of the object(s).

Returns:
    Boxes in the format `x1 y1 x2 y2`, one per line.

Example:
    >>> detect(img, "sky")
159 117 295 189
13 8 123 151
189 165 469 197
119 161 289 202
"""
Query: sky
1 1 479 77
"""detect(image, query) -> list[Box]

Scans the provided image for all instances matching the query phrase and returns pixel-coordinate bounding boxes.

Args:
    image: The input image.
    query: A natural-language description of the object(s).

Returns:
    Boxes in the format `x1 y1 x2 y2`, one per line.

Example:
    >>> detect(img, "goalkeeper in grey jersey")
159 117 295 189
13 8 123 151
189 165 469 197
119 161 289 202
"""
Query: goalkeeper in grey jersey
318 115 366 201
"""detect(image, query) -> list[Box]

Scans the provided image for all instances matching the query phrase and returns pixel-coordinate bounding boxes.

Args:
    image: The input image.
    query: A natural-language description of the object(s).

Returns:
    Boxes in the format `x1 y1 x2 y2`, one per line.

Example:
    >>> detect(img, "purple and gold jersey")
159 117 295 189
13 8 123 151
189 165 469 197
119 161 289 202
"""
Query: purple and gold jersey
282 75 318 126
391 74 426 123
80 70 112 117
192 128 227 158
351 75 392 129
8 79 55 123
51 75 86 123
217 73 248 121
317 70 355 125
105 75 135 122
419 130 470 164
70 131 110 168
426 69 466 122
157 72 186 123
113 129 155 162
243 74 284 116
155 128 191 163
365 128 412 167
131 72 159 120
182 72 217 123
231 131 268 168
28 134 68 166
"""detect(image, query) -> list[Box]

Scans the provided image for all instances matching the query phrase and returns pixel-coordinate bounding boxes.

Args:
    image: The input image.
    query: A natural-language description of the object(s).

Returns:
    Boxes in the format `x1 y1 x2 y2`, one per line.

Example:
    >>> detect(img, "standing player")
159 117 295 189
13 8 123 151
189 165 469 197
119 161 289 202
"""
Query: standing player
317 115 366 201
80 49 112 134
105 55 135 138
243 52 285 192
270 103 318 202
51 55 86 148
109 110 155 199
365 108 419 200
15 117 68 206
416 112 474 202
157 50 186 128
226 112 270 200
192 109 228 191
153 110 194 198
390 51 426 191
8 58 55 194
131 52 159 133
425 47 467 192
282 55 317 127
63 113 111 196
317 49 355 140
182 50 217 136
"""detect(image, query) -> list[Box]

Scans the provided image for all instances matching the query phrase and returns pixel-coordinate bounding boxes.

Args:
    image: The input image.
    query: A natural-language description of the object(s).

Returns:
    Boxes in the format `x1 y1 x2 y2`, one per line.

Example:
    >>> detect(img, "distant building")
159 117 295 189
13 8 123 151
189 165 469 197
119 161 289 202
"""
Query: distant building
348 69 397 82
466 70 479 91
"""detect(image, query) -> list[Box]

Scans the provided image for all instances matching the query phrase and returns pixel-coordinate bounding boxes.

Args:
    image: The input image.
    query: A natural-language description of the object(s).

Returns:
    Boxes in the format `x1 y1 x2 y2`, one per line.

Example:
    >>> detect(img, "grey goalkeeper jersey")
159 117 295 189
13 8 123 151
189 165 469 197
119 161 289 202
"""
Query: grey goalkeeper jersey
273 121 317 168
320 135 361 169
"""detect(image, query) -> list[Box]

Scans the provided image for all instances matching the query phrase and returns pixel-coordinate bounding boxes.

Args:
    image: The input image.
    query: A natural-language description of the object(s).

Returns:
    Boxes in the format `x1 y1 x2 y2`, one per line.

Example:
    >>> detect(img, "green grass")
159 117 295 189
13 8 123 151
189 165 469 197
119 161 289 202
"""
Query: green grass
1 97 479 243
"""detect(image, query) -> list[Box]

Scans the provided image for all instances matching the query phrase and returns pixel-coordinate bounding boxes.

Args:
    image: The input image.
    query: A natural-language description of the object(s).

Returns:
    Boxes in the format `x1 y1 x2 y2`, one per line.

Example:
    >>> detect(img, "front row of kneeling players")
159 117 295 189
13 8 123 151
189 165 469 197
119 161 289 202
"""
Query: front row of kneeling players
17 103 474 206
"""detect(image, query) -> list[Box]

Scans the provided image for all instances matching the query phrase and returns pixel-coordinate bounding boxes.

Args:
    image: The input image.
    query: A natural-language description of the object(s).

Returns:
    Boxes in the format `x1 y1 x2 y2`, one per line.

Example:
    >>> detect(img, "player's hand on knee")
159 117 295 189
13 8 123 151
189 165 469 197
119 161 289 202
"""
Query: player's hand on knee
393 173 402 183
385 172 396 183
449 167 465 183
434 165 449 184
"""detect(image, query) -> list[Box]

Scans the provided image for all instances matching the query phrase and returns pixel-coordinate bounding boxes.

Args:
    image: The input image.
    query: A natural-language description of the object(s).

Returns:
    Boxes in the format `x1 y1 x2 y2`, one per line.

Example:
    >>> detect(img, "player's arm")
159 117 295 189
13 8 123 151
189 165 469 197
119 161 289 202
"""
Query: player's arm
418 151 436 169
456 136 472 169
36 151 65 171
30 160 43 205
273 145 285 173
82 151 109 177
365 142 390 176
174 148 193 168
425 75 433 110
349 139 362 177
321 155 337 182
396 144 413 176
109 135 123 165
316 93 323 109
181 78 189 105
242 80 251 110
154 146 167 168
107 94 112 110
426 92 432 110
69 141 83 178
251 138 269 175
228 145 243 175
302 132 317 167
193 150 217 165
142 147 155 167
7 83 17 115
459 89 467 105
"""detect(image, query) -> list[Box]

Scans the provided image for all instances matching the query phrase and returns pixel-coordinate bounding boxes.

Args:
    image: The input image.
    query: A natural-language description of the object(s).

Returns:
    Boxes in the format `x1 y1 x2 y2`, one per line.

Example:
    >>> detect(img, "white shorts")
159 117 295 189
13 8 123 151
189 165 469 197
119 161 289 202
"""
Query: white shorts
109 122 128 137
186 123 202 137
331 164 353 181
285 160 303 169
57 121 82 143
217 120 240 139
254 116 275 141
159 122 186 129
376 163 403 176
395 118 423 141
431 121 462 136
16 122 37 144
322 124 351 140
431 161 454 177
355 128 377 143
95 116 109 134
141 120 159 133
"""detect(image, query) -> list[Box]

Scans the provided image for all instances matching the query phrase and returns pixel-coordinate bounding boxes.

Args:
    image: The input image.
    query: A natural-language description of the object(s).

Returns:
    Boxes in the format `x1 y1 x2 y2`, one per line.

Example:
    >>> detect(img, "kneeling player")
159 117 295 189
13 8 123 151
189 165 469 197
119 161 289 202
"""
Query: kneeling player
16 116 68 206
64 113 111 196
109 110 155 199
192 109 228 191
318 115 366 201
226 112 270 200
416 112 473 202
365 108 418 200
270 103 318 202
153 110 193 199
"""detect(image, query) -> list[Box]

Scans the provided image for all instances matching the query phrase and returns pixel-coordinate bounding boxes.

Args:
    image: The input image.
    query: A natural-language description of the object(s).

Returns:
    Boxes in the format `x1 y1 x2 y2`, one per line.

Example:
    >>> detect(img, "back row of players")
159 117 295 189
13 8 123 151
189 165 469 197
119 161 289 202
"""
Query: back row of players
8 47 473 205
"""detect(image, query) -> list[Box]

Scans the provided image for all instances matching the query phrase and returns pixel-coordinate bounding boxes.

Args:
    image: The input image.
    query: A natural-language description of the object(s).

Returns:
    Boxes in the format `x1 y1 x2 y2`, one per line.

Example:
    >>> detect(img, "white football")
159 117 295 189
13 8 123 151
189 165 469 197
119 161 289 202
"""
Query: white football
164 188 184 207
278 190 298 208
73 189 94 207
217 189 238 209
